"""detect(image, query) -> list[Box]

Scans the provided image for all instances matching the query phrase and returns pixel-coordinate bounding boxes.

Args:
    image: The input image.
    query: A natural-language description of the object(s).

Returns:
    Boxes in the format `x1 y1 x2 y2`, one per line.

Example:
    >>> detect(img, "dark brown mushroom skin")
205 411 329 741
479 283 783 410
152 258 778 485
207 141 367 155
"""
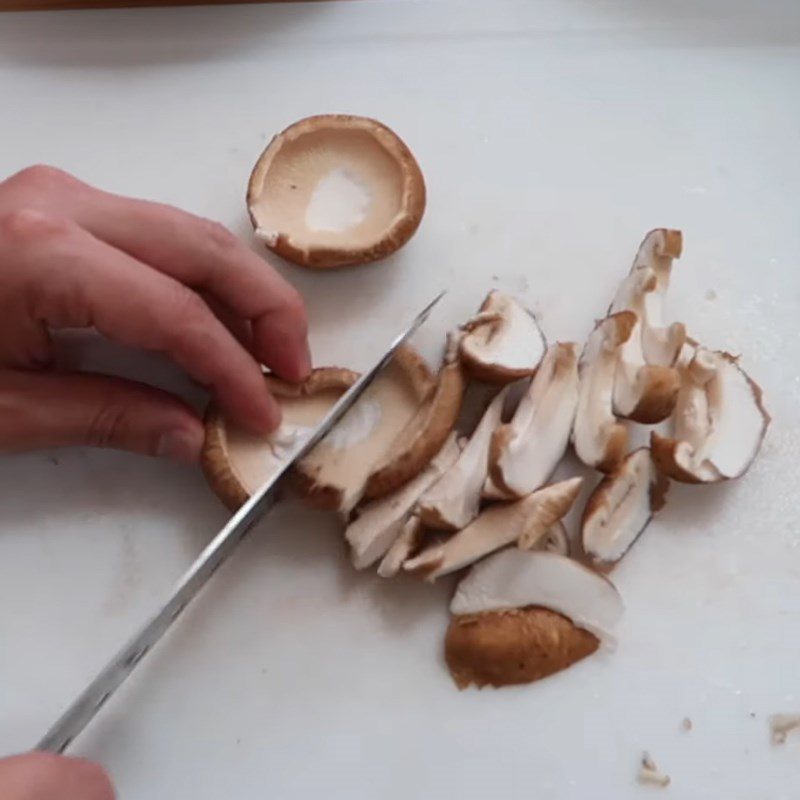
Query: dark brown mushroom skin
445 606 599 689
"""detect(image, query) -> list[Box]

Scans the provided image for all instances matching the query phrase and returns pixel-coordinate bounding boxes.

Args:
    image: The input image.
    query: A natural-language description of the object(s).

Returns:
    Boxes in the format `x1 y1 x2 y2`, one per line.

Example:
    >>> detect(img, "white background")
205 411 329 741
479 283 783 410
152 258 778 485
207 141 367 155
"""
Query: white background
1 1 799 797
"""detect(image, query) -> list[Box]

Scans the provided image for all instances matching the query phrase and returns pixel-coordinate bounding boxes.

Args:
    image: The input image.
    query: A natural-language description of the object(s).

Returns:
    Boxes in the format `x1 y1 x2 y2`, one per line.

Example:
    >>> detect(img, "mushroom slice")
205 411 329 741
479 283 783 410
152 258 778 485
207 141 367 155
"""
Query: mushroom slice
459 291 546 384
377 514 425 578
247 115 426 269
417 387 508 531
489 342 579 498
362 333 465 500
582 448 669 567
541 521 571 556
651 349 770 483
405 477 582 580
202 367 357 510
446 549 623 688
573 312 635 473
610 228 685 367
346 434 461 570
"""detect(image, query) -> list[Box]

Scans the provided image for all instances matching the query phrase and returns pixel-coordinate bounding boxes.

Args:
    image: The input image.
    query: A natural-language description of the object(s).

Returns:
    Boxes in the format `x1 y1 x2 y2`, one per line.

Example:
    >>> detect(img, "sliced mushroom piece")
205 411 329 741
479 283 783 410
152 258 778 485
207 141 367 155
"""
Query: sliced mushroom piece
377 514 425 578
417 387 508 531
541 521 570 556
489 342 579 498
405 477 582 580
651 349 770 483
247 115 426 269
202 367 357 510
582 448 669 567
362 332 465 500
610 228 685 367
446 549 624 688
573 312 635 473
459 291 546 384
346 434 461 570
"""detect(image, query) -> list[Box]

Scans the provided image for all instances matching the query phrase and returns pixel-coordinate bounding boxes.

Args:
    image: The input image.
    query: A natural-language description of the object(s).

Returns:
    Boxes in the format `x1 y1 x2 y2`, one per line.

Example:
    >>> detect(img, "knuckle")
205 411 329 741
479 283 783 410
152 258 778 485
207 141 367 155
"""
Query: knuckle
200 218 240 256
166 288 214 350
0 207 72 245
10 163 73 192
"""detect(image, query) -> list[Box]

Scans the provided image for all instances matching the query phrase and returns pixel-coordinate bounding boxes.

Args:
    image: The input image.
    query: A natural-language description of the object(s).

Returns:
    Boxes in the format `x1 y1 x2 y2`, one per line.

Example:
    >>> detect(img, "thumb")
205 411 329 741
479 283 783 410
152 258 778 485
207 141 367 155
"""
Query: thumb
0 369 204 462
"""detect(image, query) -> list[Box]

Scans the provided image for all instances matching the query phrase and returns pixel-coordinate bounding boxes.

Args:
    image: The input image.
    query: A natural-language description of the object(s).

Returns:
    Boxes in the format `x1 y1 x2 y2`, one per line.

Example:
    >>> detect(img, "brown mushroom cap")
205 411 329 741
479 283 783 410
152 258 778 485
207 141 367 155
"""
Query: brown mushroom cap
247 114 426 269
445 607 599 689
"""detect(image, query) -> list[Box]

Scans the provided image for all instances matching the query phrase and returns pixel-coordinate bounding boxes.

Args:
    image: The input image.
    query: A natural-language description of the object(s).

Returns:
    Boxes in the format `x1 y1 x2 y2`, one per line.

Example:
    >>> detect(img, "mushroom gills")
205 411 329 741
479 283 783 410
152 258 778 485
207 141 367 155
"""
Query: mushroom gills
582 448 669 566
459 291 546 383
247 115 426 269
346 434 461 570
651 349 769 483
489 342 579 497
406 477 583 580
416 387 508 531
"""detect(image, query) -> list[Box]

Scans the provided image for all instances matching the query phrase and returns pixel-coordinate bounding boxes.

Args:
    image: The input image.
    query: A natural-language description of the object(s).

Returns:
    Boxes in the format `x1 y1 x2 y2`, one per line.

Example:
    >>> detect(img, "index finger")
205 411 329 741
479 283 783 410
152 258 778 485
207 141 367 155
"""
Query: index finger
66 181 312 382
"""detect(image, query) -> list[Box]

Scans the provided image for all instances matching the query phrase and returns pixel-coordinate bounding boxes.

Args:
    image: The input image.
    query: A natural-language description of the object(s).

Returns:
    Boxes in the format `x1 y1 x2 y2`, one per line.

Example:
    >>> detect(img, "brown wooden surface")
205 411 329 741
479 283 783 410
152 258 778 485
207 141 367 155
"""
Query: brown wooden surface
0 0 306 9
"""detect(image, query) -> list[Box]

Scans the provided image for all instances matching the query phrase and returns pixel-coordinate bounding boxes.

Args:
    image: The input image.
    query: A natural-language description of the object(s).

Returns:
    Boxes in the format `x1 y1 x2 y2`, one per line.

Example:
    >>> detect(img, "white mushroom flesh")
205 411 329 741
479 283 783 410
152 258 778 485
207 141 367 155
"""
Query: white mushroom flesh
450 549 624 641
667 349 768 481
377 514 425 578
417 388 508 530
573 313 633 471
406 477 582 580
346 434 461 570
460 291 546 375
582 448 667 565
491 342 579 496
610 229 685 367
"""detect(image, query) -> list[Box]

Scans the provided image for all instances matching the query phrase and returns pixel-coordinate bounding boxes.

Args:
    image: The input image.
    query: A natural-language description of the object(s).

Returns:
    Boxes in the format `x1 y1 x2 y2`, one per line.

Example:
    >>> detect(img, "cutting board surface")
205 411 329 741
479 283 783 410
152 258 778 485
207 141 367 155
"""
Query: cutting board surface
1 2 799 798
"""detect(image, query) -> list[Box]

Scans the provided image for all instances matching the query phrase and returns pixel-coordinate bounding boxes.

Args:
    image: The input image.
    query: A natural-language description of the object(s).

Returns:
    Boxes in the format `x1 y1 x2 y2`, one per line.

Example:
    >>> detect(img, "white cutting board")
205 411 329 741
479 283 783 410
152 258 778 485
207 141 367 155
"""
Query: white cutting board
1 1 799 797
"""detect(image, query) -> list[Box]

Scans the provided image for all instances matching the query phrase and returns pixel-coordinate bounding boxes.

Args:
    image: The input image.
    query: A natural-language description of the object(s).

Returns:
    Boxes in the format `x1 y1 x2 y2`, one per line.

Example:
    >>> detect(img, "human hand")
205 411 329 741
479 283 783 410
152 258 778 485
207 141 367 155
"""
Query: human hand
0 753 114 800
0 165 310 462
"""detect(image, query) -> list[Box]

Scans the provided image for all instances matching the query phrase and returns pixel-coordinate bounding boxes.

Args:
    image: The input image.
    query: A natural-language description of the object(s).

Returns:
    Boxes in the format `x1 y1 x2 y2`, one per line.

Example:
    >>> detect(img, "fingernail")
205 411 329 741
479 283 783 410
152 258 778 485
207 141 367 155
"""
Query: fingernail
298 341 312 379
157 428 203 463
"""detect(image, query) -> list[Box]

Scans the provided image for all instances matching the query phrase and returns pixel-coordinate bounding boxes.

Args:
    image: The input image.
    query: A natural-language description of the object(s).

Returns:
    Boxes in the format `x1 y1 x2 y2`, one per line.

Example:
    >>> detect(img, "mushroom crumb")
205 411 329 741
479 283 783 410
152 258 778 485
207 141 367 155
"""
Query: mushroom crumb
681 717 692 732
638 752 671 787
770 714 800 745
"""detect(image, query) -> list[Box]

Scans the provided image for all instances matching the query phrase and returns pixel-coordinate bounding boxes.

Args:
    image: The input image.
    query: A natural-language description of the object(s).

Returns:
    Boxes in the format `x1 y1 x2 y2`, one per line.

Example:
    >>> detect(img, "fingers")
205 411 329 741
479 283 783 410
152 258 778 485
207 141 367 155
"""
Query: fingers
0 752 115 800
5 168 312 381
0 209 280 432
0 369 204 460
91 196 312 380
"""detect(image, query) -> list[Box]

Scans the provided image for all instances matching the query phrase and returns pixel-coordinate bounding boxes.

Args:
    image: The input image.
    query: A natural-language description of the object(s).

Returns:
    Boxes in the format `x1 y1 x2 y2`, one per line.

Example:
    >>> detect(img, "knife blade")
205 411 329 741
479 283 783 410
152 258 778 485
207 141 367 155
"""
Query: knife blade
36 291 445 754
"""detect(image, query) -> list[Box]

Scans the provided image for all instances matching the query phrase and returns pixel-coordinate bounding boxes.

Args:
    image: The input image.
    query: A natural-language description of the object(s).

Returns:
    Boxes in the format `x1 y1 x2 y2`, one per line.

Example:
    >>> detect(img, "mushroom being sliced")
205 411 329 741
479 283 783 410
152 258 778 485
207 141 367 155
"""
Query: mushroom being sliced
651 348 770 483
572 312 635 473
405 477 582 580
346 435 461 570
202 367 357 510
489 342 579 498
446 549 623 688
417 387 508 531
541 522 571 556
203 345 439 514
362 332 465 500
582 448 669 567
459 291 546 384
247 115 426 269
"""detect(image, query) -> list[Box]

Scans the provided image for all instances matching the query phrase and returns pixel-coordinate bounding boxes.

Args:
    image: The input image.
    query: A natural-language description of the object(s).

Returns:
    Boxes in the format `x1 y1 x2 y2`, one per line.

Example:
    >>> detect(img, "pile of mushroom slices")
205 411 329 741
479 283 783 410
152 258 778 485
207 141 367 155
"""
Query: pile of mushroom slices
202 228 769 691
